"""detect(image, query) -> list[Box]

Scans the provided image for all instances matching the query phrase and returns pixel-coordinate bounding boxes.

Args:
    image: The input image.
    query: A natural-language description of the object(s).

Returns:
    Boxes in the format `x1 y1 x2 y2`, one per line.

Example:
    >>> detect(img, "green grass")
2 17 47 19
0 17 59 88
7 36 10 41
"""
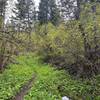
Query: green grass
24 55 100 100
0 55 35 100
0 55 100 100
24 64 62 100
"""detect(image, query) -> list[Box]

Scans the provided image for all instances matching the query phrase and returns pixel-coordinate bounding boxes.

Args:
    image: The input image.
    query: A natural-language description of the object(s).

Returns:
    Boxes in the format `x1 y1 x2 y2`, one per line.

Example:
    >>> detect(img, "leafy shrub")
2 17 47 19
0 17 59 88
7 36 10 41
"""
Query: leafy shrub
32 18 100 78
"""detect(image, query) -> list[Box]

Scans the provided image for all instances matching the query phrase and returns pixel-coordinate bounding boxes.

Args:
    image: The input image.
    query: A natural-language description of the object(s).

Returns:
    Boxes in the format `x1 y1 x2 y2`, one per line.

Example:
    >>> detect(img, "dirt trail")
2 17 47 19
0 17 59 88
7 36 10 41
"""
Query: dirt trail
11 74 36 100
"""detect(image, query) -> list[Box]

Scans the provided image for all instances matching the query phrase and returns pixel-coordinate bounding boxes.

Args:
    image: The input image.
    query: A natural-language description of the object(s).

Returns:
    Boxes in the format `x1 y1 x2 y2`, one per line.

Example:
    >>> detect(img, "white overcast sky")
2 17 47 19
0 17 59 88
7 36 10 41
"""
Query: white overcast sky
5 0 40 23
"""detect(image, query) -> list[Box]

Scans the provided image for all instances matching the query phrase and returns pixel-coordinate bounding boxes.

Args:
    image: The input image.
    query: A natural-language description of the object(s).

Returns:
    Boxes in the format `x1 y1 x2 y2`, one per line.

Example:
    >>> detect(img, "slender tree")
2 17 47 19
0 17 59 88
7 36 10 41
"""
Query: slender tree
12 0 36 30
49 0 60 25
0 0 7 16
0 0 7 28
38 0 49 25
38 0 60 25
0 0 8 71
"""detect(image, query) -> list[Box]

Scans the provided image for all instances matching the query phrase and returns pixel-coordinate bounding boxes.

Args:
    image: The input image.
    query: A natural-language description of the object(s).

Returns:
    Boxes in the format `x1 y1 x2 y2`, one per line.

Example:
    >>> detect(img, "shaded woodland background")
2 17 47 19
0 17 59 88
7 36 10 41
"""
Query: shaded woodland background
0 0 100 79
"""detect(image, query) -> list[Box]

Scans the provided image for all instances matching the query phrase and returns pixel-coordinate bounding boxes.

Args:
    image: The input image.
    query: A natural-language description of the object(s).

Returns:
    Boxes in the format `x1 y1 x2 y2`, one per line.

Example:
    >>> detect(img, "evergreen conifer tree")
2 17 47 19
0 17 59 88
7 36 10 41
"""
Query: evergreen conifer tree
12 0 36 30
0 0 7 28
38 0 60 25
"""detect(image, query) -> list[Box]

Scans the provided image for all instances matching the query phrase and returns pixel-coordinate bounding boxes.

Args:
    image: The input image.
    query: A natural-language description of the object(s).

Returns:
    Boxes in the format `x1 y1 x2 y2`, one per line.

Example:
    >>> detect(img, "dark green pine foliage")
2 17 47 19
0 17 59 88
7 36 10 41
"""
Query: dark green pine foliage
12 0 36 29
38 0 49 25
0 0 7 28
38 0 60 26
23 0 36 29
0 0 7 17
49 0 60 26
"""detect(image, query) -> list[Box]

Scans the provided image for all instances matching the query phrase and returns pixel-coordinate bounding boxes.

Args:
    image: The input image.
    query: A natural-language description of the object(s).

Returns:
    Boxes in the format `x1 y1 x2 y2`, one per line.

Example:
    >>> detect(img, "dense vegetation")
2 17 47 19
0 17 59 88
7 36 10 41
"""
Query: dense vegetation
24 56 100 100
0 55 100 100
0 0 100 99
0 55 34 99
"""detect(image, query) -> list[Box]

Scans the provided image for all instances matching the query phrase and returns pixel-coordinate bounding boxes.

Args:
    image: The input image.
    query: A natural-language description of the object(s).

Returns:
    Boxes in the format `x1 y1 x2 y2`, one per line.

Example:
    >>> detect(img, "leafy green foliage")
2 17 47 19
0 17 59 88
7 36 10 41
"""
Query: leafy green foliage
24 55 100 100
32 6 100 77
38 0 60 25
0 55 99 100
0 55 34 99
32 22 84 70
24 64 62 100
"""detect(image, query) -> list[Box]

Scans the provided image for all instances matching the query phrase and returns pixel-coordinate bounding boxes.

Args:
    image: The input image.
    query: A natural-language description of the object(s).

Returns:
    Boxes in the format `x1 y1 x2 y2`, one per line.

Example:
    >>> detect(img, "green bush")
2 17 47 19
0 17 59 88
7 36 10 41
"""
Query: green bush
32 16 100 78
32 23 83 64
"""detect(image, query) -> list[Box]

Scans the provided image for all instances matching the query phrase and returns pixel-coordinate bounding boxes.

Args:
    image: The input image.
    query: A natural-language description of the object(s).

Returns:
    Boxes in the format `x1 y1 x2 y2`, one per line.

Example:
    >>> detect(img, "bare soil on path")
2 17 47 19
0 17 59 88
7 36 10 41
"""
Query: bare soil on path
11 74 36 100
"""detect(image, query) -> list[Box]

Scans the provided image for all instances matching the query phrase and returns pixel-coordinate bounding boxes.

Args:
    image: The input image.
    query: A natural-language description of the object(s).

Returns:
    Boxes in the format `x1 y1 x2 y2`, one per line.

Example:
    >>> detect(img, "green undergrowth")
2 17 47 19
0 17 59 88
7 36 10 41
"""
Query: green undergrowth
0 55 35 100
0 54 100 100
24 55 100 100
24 64 62 100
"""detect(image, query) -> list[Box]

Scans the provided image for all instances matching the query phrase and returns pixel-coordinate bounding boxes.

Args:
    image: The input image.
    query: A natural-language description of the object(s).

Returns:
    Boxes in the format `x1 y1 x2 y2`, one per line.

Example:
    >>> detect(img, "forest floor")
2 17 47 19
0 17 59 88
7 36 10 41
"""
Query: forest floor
12 74 36 100
0 54 100 100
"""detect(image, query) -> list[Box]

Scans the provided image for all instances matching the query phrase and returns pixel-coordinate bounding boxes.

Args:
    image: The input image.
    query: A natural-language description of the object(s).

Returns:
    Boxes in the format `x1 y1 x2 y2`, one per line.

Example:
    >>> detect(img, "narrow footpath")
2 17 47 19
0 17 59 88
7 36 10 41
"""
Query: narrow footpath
11 74 36 100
